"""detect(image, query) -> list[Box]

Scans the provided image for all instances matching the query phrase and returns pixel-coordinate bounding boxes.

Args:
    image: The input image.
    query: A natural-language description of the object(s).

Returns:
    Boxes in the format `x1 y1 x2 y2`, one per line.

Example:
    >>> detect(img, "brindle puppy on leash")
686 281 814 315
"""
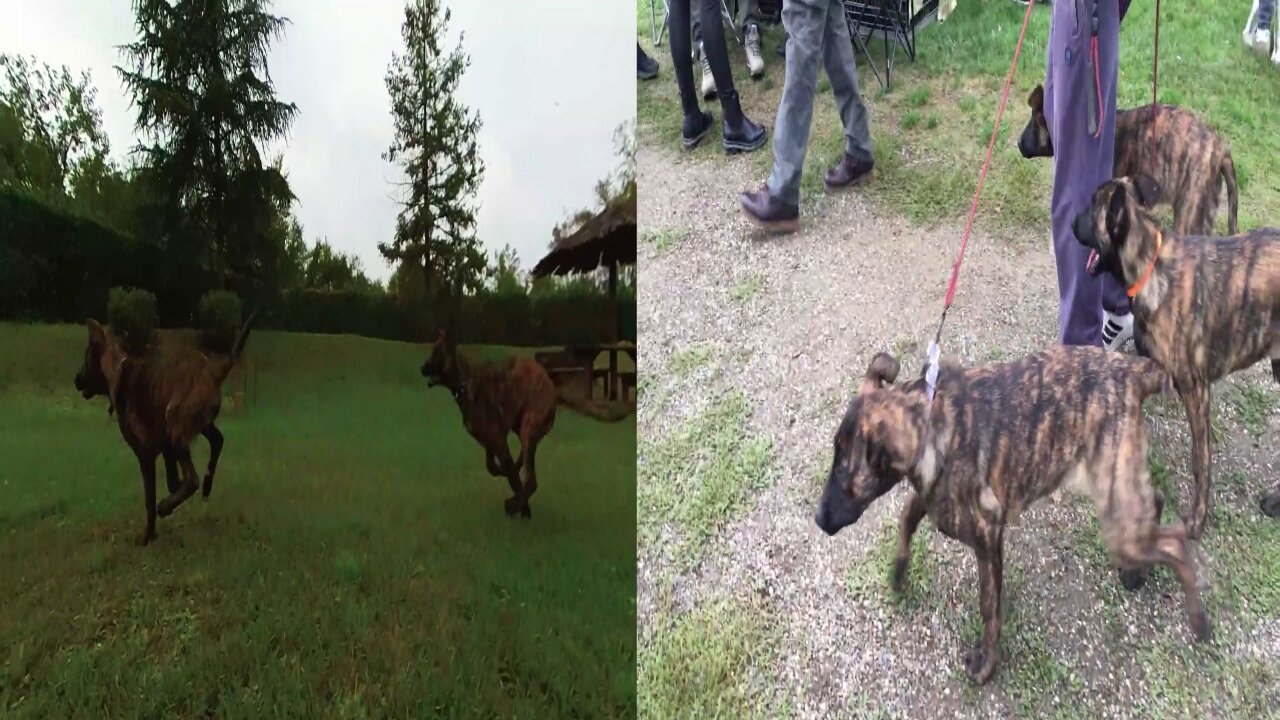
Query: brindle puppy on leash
1074 174 1280 532
815 348 1209 684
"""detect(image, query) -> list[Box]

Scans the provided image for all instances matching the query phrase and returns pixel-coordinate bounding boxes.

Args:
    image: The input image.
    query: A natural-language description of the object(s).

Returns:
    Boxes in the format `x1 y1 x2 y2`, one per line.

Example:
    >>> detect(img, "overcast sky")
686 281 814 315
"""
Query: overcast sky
0 0 634 280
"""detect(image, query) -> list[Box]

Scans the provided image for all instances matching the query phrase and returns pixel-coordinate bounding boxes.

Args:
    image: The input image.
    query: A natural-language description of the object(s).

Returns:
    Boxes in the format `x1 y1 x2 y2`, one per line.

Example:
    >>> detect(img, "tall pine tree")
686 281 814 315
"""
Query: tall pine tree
381 0 486 297
117 0 297 293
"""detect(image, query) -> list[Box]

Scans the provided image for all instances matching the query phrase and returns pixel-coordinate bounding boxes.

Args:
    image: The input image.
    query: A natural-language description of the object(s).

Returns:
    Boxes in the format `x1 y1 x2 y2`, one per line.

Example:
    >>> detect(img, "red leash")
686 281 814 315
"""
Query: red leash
929 0 1036 352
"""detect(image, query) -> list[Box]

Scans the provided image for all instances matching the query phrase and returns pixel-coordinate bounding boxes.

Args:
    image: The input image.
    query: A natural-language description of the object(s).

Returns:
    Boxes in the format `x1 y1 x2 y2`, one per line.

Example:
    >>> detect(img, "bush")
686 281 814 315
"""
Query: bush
107 287 158 354
198 290 243 353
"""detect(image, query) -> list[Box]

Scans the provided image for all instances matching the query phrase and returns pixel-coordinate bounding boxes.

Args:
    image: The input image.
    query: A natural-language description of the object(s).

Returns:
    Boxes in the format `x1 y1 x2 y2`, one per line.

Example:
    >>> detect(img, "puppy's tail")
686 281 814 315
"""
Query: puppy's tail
556 387 632 423
214 308 260 385
1223 151 1239 235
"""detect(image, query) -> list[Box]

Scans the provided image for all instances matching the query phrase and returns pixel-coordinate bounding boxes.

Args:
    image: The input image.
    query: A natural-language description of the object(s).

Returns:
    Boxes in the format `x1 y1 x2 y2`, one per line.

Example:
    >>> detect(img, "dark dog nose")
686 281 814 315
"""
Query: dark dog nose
814 509 836 536
74 373 84 391
1072 211 1094 246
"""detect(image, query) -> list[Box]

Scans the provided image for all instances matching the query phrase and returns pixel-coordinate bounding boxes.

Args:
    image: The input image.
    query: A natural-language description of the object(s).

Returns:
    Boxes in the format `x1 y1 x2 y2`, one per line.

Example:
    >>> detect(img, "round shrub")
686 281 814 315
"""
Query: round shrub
197 290 242 353
107 287 158 354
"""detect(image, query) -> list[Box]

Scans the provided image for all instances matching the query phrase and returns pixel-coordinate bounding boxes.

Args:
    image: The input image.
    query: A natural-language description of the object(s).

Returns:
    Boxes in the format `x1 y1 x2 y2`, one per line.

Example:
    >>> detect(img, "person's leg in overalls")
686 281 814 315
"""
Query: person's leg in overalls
1044 0 1132 348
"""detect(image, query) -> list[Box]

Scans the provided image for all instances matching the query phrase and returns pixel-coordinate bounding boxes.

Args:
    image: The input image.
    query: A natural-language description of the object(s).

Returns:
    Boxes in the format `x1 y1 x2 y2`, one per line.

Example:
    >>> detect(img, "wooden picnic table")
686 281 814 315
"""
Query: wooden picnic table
535 342 636 402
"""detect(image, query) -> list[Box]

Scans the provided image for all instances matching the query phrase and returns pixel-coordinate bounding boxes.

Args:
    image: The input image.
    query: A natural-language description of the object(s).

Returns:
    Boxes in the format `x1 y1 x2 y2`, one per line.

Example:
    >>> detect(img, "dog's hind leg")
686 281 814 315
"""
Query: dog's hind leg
202 423 223 499
891 491 928 593
157 447 200 518
162 447 181 494
136 452 159 545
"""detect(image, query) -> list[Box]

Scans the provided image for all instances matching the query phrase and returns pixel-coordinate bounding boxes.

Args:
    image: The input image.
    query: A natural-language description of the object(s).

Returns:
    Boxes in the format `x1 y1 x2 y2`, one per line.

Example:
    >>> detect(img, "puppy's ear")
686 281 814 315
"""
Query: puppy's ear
1105 183 1130 244
1029 84 1044 111
1132 173 1161 208
860 353 900 395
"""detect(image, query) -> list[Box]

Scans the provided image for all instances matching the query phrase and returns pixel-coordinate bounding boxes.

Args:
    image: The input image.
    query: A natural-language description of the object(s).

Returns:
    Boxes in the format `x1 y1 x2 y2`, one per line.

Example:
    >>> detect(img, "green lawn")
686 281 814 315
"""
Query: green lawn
0 324 636 719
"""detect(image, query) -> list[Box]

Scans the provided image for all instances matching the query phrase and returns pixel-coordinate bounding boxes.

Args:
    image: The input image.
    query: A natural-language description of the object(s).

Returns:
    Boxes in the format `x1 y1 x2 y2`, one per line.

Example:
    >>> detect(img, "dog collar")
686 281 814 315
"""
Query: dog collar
1126 231 1162 299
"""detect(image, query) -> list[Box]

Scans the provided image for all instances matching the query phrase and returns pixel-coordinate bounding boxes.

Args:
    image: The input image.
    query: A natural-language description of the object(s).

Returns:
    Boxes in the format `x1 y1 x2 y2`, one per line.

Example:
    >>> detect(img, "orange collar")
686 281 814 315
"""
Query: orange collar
1126 231 1162 299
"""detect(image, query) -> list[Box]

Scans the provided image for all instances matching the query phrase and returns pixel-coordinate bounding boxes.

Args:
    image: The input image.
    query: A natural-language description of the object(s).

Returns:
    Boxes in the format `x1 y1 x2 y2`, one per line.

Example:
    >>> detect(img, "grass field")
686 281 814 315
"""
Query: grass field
0 323 636 719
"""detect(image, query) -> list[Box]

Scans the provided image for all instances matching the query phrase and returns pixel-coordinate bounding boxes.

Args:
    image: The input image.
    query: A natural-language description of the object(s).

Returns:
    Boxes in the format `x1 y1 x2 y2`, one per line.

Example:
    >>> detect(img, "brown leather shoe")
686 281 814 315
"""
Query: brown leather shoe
740 185 800 233
824 153 874 191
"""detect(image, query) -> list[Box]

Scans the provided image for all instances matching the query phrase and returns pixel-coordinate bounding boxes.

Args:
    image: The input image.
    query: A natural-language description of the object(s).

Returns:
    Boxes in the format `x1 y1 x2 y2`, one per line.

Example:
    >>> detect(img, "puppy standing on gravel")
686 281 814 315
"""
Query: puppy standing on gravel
1019 85 1239 237
814 348 1209 685
1074 175 1280 533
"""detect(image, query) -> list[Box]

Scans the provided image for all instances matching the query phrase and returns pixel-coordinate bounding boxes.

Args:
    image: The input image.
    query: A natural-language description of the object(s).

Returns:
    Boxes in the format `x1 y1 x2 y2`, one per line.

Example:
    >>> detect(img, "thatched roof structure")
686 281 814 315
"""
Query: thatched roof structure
531 194 636 278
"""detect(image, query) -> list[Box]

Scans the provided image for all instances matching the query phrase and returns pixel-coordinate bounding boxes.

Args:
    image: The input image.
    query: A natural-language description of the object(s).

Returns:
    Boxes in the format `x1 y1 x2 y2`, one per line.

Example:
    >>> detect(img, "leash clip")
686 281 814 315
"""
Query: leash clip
924 341 940 403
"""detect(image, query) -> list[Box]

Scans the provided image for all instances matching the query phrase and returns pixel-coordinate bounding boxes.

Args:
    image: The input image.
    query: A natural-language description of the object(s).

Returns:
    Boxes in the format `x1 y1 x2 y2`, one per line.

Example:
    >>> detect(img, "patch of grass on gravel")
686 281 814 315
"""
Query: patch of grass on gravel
729 273 763 303
1227 382 1276 436
666 344 715 380
845 515 941 610
953 565 1087 717
638 390 773 568
1136 640 1276 718
1210 504 1280 619
646 227 690 257
638 594 783 720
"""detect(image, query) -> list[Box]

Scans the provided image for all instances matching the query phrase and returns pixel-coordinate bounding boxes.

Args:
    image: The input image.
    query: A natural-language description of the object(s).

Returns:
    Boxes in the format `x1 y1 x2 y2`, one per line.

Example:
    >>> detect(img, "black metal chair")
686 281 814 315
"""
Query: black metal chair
843 0 939 90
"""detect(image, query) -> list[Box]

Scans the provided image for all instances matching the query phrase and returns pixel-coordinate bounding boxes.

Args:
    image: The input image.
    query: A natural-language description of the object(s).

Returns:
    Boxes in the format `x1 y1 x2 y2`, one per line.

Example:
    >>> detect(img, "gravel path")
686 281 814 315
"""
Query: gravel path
636 142 1280 719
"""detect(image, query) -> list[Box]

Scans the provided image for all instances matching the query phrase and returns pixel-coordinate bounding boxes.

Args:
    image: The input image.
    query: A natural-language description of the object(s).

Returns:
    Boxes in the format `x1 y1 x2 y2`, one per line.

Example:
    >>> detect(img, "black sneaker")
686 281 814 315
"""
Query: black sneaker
638 44 659 80
682 110 714 150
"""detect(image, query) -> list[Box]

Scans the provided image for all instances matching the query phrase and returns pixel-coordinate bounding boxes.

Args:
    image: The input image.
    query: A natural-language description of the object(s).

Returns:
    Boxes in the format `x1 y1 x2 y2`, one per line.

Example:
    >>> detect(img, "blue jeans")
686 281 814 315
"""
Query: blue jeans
766 0 873 205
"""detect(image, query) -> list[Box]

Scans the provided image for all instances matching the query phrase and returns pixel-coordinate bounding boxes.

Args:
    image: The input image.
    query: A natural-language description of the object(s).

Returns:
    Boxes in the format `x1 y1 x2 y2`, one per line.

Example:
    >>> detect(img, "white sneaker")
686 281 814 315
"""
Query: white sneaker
695 41 717 99
744 24 765 79
1249 27 1272 55
1102 311 1134 352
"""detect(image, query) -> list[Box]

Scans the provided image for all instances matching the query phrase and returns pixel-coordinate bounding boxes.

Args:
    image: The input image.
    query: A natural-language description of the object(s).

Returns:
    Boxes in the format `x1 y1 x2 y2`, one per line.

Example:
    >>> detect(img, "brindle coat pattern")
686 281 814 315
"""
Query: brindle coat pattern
814 348 1209 684
1073 175 1280 533
420 329 629 518
73 313 257 545
1020 84 1239 236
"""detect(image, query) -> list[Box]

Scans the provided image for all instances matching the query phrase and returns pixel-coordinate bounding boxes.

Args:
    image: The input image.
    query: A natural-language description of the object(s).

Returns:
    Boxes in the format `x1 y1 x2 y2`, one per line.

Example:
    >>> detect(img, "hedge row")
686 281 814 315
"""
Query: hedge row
0 189 636 346
268 289 635 346
0 189 161 322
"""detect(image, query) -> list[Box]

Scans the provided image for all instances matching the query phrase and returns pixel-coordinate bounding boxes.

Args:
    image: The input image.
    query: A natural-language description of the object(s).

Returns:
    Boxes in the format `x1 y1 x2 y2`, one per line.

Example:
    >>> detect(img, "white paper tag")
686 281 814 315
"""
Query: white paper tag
925 341 940 403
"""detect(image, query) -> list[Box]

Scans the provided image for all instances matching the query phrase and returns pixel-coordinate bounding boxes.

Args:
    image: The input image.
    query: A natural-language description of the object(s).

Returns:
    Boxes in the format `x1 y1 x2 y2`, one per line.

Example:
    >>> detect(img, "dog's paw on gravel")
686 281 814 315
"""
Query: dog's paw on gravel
891 556 909 593
963 644 997 684
1190 609 1212 643
1259 491 1280 519
1118 567 1148 591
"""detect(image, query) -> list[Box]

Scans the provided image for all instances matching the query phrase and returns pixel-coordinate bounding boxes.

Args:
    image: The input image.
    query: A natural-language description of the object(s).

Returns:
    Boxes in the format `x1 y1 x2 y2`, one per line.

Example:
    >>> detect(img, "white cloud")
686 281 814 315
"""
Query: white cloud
0 0 635 280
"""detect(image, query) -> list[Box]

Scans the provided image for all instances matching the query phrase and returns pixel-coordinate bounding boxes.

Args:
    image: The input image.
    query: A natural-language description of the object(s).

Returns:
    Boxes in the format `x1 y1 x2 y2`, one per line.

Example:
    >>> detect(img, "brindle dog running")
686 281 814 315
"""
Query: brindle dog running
1074 174 1280 533
420 328 630 518
815 348 1209 685
74 312 258 545
1020 84 1239 236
